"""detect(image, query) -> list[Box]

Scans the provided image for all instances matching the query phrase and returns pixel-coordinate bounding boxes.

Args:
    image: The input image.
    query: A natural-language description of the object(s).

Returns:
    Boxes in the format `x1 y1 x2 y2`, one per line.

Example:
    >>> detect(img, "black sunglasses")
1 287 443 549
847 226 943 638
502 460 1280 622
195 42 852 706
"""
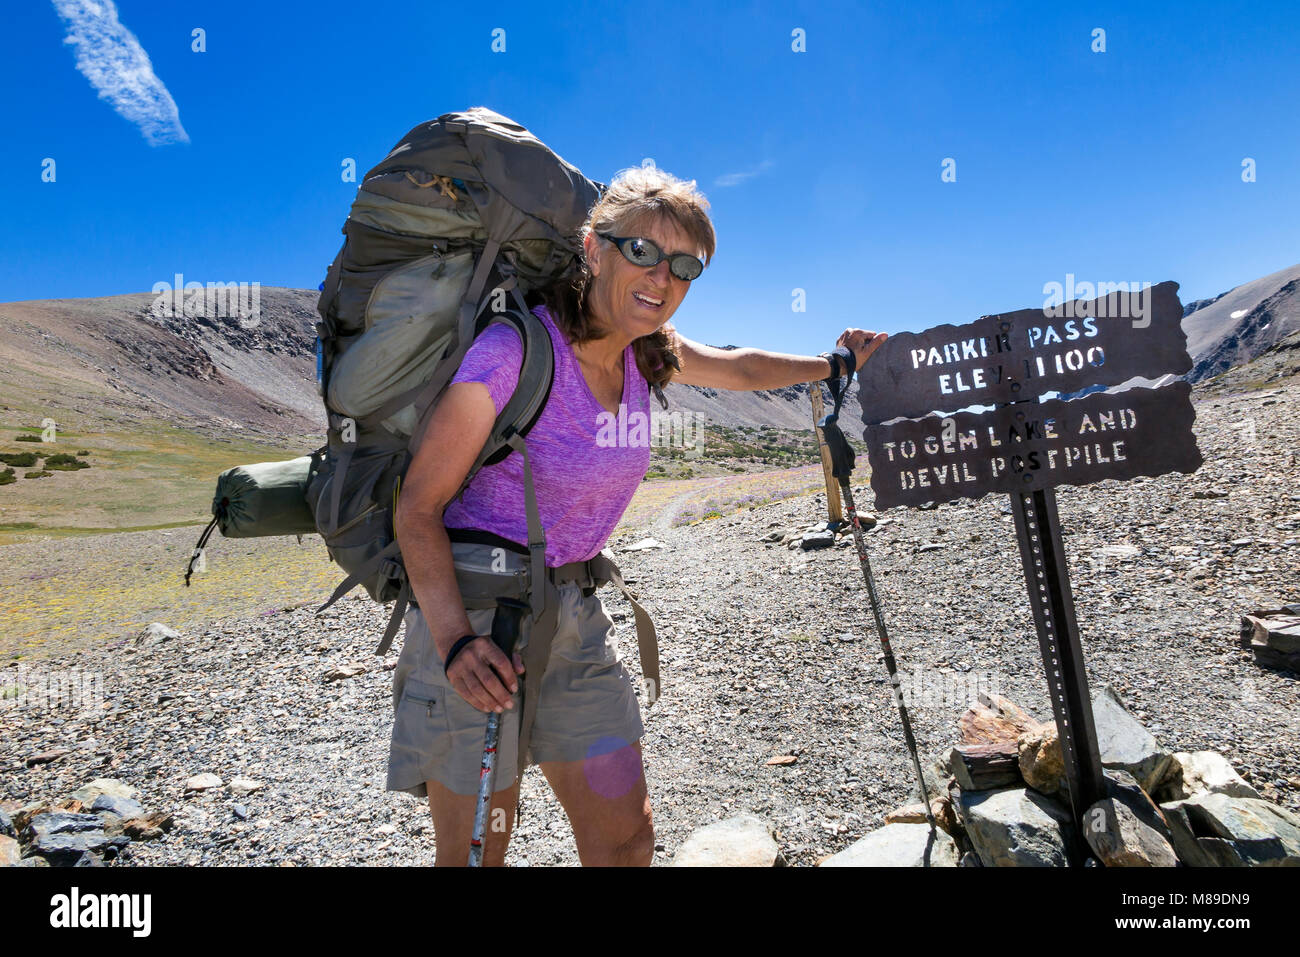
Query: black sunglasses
597 233 705 281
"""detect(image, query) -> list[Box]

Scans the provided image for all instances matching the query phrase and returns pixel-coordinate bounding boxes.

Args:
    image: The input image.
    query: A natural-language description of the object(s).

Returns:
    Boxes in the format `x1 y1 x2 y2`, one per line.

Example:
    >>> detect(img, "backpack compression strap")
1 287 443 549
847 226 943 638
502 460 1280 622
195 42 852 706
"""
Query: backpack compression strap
588 550 660 707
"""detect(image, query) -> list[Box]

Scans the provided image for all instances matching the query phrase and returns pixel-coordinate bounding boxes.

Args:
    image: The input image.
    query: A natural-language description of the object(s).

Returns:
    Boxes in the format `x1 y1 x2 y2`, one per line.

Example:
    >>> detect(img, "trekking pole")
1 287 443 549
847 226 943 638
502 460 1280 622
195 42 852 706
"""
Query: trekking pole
816 368 937 835
468 597 529 867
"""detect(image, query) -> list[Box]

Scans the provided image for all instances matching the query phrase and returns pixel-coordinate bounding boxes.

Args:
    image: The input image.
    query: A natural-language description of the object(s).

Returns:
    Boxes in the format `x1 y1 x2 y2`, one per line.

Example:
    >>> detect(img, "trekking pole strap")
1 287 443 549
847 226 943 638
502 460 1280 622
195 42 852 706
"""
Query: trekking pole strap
817 372 857 481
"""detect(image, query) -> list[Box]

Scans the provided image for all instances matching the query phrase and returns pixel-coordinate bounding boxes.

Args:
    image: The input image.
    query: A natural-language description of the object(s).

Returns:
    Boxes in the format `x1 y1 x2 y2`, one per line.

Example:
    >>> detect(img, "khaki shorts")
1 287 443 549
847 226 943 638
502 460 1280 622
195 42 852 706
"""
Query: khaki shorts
386 541 645 798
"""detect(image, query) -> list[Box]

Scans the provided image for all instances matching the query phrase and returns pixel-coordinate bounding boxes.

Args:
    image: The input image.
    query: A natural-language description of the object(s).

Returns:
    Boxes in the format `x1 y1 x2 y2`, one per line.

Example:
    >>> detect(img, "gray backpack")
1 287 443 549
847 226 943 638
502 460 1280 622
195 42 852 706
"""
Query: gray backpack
189 108 603 654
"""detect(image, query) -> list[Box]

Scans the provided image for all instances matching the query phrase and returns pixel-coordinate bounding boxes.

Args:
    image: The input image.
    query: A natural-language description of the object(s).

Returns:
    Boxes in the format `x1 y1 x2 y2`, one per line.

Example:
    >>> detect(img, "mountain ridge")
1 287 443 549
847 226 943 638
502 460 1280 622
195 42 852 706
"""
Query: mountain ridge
2 263 1294 442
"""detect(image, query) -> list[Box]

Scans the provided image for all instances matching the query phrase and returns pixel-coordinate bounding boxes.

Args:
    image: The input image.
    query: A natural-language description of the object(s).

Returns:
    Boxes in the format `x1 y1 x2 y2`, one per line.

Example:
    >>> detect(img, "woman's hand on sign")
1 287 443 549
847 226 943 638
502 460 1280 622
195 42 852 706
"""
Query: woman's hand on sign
837 328 888 372
446 637 525 714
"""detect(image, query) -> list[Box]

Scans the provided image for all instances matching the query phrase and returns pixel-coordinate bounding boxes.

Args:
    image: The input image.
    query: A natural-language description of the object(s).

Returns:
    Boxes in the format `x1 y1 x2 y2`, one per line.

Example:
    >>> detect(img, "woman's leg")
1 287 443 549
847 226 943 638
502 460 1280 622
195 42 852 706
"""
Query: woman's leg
426 778 521 867
538 740 653 866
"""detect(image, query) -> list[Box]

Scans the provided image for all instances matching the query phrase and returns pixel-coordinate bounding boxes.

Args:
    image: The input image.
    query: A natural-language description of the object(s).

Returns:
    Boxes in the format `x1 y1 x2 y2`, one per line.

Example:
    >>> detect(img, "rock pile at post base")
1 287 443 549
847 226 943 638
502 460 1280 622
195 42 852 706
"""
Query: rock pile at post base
819 690 1300 866
0 778 173 867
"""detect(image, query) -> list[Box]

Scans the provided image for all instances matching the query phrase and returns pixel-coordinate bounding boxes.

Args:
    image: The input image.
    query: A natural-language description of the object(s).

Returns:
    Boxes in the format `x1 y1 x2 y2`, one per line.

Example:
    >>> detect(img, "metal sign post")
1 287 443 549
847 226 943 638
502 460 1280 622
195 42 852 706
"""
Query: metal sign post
1008 485 1107 859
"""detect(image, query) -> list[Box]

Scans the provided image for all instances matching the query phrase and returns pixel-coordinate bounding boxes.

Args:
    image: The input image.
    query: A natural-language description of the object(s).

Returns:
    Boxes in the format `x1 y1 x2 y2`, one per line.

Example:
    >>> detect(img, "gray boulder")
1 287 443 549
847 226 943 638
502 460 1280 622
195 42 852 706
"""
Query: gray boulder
957 787 1073 867
26 812 105 841
1084 773 1179 868
1092 684 1174 792
90 794 145 821
69 778 141 805
1154 751 1262 803
672 815 786 867
820 823 960 867
32 831 128 867
1176 793 1300 866
1160 801 1217 867
799 531 836 550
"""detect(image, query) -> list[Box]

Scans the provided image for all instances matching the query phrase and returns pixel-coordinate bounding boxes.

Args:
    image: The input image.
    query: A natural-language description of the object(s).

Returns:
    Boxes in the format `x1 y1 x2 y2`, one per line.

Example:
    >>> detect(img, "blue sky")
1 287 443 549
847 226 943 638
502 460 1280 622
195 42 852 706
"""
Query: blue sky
3 0 1297 355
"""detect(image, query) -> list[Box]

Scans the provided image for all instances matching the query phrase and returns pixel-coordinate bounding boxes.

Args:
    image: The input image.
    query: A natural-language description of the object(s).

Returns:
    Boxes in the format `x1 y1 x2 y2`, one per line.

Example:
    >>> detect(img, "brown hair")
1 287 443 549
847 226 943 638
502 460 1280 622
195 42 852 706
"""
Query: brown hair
539 165 716 408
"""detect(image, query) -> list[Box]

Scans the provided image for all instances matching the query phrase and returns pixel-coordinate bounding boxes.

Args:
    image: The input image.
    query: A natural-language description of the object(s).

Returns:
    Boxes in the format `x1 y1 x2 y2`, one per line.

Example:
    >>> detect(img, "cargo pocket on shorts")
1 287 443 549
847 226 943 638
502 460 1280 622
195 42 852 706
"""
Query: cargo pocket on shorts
556 589 620 666
388 675 452 789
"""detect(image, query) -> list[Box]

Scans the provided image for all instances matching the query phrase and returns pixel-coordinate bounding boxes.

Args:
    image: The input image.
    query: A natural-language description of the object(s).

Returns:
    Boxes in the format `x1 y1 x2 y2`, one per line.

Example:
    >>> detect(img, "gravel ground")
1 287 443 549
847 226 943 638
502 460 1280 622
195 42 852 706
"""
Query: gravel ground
2 379 1297 866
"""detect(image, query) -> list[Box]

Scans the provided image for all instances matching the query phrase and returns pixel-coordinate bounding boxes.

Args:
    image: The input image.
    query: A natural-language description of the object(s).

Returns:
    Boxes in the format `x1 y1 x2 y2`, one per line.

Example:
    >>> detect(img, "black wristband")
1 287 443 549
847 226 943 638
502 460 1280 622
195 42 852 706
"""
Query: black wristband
820 346 855 380
442 634 478 676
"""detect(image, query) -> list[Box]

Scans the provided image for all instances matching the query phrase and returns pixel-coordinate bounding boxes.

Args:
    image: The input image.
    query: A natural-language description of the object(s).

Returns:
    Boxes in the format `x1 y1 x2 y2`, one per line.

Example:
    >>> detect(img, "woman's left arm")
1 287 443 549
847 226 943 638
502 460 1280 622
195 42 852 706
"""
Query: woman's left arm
668 327 888 390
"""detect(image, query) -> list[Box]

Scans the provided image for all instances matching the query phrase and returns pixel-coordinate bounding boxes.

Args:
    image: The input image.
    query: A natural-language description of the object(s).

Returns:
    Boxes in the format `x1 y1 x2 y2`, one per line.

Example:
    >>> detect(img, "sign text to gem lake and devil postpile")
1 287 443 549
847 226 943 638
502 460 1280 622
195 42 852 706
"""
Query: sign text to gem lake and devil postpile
863 382 1204 509
859 282 1203 509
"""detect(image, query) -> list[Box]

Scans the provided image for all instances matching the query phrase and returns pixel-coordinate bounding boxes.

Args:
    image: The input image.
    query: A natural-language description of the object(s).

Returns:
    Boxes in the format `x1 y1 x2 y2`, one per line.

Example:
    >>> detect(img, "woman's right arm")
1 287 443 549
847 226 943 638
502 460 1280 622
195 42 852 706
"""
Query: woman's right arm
394 380 523 714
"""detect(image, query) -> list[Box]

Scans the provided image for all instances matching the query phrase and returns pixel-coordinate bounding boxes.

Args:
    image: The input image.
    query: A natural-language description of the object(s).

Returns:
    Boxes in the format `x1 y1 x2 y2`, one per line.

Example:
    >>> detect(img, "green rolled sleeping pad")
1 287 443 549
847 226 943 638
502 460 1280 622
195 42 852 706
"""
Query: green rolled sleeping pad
211 455 318 538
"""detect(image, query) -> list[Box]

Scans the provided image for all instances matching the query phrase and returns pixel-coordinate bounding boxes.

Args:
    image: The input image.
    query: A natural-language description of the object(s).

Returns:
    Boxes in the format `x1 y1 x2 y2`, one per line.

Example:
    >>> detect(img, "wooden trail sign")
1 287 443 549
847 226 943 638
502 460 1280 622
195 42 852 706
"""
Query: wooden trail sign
859 281 1188 424
857 280 1202 865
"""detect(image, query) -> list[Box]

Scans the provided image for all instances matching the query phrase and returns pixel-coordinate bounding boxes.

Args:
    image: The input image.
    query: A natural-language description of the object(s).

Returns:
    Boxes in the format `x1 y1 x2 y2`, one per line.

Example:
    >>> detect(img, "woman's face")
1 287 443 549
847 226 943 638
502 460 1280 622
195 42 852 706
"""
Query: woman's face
583 214 702 341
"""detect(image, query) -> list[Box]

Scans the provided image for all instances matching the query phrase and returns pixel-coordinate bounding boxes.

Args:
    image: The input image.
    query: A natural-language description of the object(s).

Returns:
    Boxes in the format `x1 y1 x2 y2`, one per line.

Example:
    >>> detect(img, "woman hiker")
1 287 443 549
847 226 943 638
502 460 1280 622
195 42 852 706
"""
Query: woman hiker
390 165 887 866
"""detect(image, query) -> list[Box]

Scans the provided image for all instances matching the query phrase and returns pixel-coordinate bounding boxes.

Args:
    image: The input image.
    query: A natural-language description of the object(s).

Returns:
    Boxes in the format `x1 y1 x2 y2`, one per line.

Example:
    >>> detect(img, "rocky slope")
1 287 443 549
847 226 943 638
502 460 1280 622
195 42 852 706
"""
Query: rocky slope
3 263 1296 443
1183 263 1300 383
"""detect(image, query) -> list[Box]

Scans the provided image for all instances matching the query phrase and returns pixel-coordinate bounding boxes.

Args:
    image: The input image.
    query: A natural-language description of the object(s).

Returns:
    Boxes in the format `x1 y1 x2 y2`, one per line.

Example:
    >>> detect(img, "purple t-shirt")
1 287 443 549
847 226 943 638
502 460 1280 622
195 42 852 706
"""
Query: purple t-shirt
442 304 651 566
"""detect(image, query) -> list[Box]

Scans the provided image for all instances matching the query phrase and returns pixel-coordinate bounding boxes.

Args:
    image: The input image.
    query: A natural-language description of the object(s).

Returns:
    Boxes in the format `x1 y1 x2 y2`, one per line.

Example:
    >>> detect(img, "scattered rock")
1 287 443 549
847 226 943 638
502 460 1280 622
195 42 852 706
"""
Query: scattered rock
32 831 128 867
184 773 224 792
959 693 1045 744
122 812 174 841
1019 723 1066 795
24 748 71 767
948 741 1022 791
622 538 666 552
1084 796 1178 867
884 798 959 836
1097 544 1141 559
1154 751 1262 803
672 815 785 867
70 779 141 805
323 663 367 682
1239 605 1300 671
90 794 145 821
229 776 265 796
1159 801 1217 867
820 823 960 867
136 622 181 645
0 834 21 866
799 531 835 550
26 811 106 841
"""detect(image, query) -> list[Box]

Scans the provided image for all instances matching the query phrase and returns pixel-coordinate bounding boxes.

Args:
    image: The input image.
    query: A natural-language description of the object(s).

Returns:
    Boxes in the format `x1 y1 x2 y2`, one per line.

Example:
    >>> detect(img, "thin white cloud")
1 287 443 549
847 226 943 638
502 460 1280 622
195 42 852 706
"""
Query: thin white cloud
51 0 189 146
714 159 774 188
